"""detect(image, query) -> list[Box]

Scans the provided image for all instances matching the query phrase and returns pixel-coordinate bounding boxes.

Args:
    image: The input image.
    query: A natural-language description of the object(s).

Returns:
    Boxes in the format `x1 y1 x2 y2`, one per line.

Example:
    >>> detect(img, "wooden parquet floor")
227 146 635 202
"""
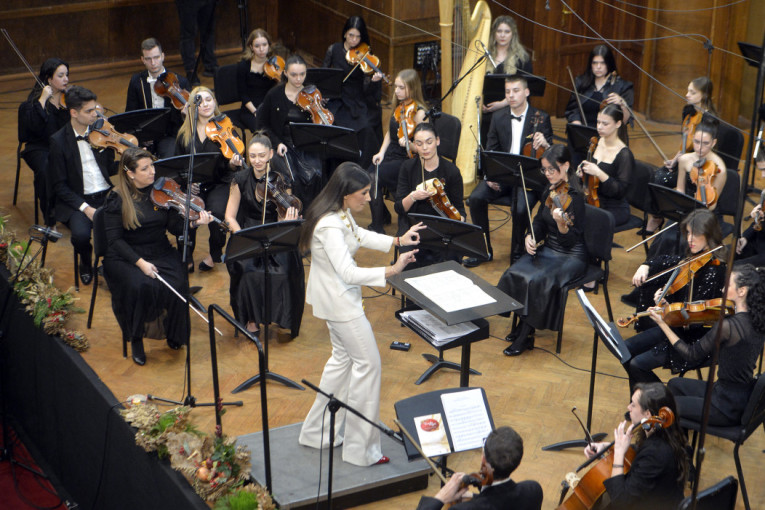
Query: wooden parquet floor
1 57 763 509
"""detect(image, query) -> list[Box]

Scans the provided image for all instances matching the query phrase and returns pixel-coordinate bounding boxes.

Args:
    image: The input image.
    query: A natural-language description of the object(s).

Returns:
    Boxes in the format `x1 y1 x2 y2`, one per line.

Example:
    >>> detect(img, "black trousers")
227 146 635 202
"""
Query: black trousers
65 192 107 265
175 0 218 74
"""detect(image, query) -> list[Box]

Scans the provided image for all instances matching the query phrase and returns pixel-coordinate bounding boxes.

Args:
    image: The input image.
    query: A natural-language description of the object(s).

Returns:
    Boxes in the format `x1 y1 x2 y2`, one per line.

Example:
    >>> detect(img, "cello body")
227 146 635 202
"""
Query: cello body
557 446 636 510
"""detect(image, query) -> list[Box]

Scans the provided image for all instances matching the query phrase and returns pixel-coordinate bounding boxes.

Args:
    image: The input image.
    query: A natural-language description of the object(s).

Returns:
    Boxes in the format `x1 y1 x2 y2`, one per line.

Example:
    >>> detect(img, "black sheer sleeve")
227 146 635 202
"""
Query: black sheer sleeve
599 147 633 200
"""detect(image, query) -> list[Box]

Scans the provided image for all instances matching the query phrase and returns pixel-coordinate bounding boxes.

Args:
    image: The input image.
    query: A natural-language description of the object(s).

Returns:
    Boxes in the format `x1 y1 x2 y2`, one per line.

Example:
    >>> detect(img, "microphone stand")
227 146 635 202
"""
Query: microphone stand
426 53 488 123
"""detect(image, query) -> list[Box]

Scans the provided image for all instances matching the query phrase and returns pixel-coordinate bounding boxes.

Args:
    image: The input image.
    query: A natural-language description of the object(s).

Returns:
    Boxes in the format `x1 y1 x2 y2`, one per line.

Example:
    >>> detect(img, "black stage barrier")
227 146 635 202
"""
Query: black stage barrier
0 269 208 509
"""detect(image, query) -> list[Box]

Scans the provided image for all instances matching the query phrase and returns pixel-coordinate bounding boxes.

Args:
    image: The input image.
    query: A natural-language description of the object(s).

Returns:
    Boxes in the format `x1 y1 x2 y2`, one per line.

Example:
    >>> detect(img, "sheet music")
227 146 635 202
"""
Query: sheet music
576 289 627 360
400 310 479 345
440 389 493 452
405 270 496 312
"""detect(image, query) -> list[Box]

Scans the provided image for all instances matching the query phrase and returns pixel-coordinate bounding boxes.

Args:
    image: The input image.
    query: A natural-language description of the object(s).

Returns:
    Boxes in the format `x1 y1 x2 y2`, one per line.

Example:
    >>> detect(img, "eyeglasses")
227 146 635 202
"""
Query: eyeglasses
541 166 558 175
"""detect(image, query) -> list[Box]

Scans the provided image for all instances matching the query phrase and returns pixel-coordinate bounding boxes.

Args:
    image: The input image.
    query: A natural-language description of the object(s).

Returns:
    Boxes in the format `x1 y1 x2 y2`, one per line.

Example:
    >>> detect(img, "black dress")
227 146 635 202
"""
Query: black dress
592 146 633 227
565 75 635 128
497 185 587 331
225 169 305 337
102 188 190 345
236 58 276 133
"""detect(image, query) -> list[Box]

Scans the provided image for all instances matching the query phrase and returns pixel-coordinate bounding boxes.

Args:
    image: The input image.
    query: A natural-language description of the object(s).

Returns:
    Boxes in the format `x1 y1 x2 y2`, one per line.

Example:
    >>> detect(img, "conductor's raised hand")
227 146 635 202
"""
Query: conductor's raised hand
401 222 426 246
392 249 418 274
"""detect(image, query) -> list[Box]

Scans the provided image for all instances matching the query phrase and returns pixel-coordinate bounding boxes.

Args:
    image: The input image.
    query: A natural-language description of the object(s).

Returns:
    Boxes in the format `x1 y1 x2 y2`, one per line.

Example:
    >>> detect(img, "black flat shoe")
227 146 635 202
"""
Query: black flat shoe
503 334 535 356
198 260 214 272
581 283 598 293
167 339 184 350
131 338 146 365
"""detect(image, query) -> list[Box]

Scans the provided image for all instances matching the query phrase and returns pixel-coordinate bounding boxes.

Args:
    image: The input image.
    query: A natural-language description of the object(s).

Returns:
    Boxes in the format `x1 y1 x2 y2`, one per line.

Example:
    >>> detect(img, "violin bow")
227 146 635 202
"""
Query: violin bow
153 271 223 336
343 48 370 83
643 245 724 284
621 102 669 162
262 163 269 225
567 66 587 127
518 163 537 247
392 418 449 484
625 221 678 252
1 29 46 90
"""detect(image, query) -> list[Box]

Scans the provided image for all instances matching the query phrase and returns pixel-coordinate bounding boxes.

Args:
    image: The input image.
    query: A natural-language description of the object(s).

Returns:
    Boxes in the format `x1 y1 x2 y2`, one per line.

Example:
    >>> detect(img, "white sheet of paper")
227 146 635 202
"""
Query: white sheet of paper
405 270 496 312
413 413 451 457
440 388 493 452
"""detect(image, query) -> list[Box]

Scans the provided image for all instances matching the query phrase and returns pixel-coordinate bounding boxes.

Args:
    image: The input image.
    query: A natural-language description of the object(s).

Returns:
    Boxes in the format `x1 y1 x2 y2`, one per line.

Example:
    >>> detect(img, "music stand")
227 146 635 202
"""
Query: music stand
289 123 361 162
482 74 546 103
153 153 221 184
226 220 305 392
306 68 344 99
648 183 706 223
408 213 489 261
567 123 599 153
738 42 762 67
543 289 630 451
108 108 171 145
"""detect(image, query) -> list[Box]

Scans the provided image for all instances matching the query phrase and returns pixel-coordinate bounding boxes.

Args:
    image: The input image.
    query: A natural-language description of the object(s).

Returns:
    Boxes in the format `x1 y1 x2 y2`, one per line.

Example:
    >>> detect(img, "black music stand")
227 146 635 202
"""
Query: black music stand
567 123 599 153
408 213 489 261
153 153 221 184
543 289 630 451
226 220 305 392
738 42 762 68
482 74 546 103
289 122 361 162
306 68 344 99
108 108 171 145
648 183 706 223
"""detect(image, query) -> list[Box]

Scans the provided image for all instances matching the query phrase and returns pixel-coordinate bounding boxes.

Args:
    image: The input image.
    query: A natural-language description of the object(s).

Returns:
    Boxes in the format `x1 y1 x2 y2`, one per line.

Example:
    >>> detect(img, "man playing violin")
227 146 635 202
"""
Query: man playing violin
415 426 543 510
465 75 552 266
50 85 119 285
125 38 190 158
582 383 687 510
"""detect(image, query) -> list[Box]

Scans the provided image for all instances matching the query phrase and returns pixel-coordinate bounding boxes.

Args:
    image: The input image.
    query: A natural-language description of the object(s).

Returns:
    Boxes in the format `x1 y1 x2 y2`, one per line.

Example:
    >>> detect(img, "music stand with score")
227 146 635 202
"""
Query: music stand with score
648 183 706 223
108 108 171 146
153 153 221 184
482 73 546 104
289 122 361 163
305 68 344 99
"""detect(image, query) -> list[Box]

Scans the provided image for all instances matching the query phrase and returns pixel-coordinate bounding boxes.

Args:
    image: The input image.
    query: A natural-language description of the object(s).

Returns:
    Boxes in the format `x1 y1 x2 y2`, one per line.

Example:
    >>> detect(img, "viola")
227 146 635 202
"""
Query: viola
296 85 334 125
545 180 574 227
264 55 285 82
581 137 600 207
150 177 230 231
681 110 703 153
254 171 303 221
617 297 735 328
345 42 390 83
395 99 418 158
522 111 544 159
690 157 720 208
753 190 765 231
205 114 245 161
153 71 189 110
88 117 139 154
416 178 462 221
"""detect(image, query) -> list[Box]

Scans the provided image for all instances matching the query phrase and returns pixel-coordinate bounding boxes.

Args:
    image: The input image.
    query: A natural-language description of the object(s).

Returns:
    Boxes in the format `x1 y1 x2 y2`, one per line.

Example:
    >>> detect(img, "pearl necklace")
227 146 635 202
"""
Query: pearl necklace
338 209 361 243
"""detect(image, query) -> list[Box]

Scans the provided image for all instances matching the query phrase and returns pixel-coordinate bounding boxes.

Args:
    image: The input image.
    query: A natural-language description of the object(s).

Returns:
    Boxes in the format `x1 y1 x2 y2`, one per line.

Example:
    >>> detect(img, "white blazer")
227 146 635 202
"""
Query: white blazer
306 210 394 322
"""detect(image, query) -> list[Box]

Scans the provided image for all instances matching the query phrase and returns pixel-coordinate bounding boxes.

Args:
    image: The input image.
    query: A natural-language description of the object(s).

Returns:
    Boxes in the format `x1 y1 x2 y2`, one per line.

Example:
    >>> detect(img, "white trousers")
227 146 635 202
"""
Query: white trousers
298 314 382 466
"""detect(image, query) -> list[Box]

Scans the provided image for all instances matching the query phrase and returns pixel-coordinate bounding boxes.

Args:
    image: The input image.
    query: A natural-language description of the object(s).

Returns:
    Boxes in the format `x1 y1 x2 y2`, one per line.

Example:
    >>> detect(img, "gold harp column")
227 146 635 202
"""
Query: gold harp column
439 0 455 114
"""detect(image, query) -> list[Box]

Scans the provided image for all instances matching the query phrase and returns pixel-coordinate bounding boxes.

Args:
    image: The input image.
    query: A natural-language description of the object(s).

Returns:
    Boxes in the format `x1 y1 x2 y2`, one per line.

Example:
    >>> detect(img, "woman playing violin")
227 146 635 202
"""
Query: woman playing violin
625 209 726 390
583 383 688 510
18 57 70 226
415 426 543 510
368 69 427 233
736 152 765 266
255 54 322 209
657 265 765 426
236 29 280 133
497 145 587 356
103 148 213 365
676 120 726 211
175 86 244 272
224 132 305 339
323 16 383 168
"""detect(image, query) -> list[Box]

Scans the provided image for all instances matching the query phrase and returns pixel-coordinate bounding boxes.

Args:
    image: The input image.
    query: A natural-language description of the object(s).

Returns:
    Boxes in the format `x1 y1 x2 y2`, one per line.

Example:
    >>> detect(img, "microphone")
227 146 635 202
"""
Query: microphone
30 225 62 242
194 94 202 105
478 40 498 69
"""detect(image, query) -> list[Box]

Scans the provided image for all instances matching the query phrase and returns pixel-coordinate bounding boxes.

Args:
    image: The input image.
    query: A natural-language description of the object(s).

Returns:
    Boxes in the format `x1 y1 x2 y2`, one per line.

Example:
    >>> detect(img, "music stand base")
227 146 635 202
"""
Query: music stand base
542 432 608 451
231 371 305 393
149 395 243 408
416 353 481 385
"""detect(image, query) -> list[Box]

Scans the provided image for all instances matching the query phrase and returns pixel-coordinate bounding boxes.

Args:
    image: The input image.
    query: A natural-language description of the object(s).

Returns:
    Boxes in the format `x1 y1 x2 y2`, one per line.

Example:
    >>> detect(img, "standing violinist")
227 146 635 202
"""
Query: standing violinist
236 29 280 134
465 75 552 266
323 16 383 169
18 57 70 226
625 209 726 391
497 145 586 357
368 69 427 233
676 120 726 212
255 54 322 210
125 38 189 158
174 86 244 272
224 132 305 340
582 383 688 510
103 147 213 365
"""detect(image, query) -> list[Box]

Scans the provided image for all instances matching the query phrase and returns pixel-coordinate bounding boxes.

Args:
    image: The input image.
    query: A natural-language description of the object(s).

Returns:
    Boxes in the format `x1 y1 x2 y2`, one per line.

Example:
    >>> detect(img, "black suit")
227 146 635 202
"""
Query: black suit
415 479 543 510
50 123 117 261
469 105 553 259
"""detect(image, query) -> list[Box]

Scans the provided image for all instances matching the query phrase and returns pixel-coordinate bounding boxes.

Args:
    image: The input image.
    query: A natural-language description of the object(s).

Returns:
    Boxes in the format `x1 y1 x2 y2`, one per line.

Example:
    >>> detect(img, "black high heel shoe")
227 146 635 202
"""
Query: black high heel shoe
131 338 146 365
199 260 214 272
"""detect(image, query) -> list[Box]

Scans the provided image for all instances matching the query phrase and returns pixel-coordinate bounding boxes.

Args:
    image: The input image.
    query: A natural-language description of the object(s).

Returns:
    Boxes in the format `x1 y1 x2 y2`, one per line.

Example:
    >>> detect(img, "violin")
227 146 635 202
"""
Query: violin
681 110 703 153
617 297 735 328
153 71 189 110
205 114 246 161
88 117 139 154
545 180 574 227
690 157 720 208
458 463 493 491
395 99 418 158
752 190 765 231
522 111 544 159
580 137 600 207
150 177 230 231
263 55 285 82
254 171 303 221
296 85 334 125
344 42 390 83
416 178 462 221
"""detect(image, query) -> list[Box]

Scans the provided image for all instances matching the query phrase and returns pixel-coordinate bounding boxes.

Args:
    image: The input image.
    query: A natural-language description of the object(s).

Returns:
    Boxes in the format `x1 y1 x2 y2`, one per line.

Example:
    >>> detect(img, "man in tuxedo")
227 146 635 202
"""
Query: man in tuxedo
50 86 118 285
464 75 553 266
125 37 189 158
415 426 543 510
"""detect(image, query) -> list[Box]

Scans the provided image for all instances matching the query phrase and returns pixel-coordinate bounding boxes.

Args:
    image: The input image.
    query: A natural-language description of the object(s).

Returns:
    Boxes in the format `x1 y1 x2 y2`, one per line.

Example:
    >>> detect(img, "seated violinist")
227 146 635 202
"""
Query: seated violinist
581 382 688 510
415 426 543 510
736 151 765 267
676 120 726 211
623 209 726 391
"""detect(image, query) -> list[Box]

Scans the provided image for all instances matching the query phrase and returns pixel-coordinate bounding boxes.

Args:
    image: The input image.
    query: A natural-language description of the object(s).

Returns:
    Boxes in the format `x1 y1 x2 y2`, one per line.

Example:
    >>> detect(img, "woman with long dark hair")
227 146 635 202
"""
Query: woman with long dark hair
297 162 423 466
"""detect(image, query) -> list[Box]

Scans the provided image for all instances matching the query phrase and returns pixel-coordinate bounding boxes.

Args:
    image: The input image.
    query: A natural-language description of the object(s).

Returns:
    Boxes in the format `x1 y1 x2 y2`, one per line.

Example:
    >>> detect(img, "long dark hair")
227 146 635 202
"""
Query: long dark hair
732 264 765 333
681 208 725 260
27 58 69 102
298 162 371 253
341 16 371 46
580 45 617 91
634 382 689 484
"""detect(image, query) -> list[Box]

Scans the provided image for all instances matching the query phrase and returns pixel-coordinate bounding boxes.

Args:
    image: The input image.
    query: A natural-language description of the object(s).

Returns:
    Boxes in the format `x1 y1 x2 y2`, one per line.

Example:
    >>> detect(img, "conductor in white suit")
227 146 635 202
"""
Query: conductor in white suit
298 162 425 466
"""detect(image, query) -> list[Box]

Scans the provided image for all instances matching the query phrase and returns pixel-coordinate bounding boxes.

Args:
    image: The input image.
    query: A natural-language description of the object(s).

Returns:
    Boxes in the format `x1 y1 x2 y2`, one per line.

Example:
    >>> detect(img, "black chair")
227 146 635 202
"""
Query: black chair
717 169 740 239
553 205 615 353
680 375 765 510
716 122 744 172
14 141 41 225
677 476 738 510
615 159 654 255
433 112 461 161
87 207 107 330
213 63 248 138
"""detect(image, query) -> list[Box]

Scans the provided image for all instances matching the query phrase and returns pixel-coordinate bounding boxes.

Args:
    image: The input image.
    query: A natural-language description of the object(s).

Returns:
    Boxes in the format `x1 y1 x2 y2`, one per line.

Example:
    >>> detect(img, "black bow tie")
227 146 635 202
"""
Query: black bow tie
75 134 89 142
510 114 523 122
